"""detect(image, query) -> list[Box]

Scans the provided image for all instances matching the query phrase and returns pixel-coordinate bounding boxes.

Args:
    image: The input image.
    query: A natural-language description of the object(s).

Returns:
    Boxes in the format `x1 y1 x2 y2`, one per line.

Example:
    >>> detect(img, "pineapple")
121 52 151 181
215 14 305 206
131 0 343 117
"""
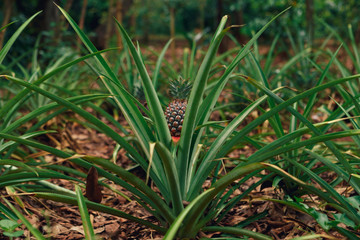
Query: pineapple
165 76 192 142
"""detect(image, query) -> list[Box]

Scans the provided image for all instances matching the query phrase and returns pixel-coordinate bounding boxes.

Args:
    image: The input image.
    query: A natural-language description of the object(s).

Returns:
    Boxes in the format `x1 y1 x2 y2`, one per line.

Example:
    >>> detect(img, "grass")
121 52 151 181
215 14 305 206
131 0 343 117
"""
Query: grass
1 4 360 239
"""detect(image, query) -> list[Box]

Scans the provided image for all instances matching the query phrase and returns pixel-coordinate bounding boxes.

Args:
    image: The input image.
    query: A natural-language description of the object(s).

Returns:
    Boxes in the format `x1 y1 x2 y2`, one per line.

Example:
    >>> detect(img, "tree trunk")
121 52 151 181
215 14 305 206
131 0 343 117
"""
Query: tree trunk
198 0 206 31
77 0 88 50
115 0 123 50
216 0 223 27
0 0 13 49
169 6 176 62
216 0 229 53
59 0 74 30
306 0 314 48
130 0 137 36
234 7 245 44
44 0 60 31
105 0 114 49
142 1 150 44
34 0 61 47
55 0 74 45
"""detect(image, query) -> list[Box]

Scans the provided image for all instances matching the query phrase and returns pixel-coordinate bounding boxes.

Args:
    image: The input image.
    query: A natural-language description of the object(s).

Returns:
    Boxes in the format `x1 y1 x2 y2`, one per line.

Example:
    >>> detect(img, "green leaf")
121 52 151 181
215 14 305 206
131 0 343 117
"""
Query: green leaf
319 19 358 73
75 185 96 239
0 130 56 153
0 159 39 176
333 226 359 239
0 170 80 188
153 39 173 89
290 234 337 240
0 219 21 231
347 196 360 211
2 198 46 240
251 130 360 164
0 48 115 120
0 12 41 65
155 142 183 215
285 159 360 225
3 230 25 238
35 192 166 234
177 16 229 194
0 21 16 32
56 5 169 190
219 73 360 158
186 7 291 199
188 94 269 199
0 133 150 205
302 45 342 122
163 189 215 240
1 75 145 168
0 202 18 221
307 208 331 231
114 18 171 146
83 156 175 223
203 226 272 240
197 7 290 136
333 213 356 229
231 74 360 179
1 94 109 134
181 163 267 237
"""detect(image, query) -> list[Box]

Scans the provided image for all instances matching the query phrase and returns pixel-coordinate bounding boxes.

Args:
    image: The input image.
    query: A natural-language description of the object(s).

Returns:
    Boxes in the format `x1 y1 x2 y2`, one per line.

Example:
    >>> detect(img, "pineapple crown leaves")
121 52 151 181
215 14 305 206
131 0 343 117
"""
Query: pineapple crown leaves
169 76 192 100
133 83 145 101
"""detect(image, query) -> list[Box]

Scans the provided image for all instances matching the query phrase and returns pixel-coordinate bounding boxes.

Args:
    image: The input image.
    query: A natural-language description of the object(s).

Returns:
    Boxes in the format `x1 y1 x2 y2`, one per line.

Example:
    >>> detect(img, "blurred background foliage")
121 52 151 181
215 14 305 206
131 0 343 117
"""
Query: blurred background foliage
1 0 360 61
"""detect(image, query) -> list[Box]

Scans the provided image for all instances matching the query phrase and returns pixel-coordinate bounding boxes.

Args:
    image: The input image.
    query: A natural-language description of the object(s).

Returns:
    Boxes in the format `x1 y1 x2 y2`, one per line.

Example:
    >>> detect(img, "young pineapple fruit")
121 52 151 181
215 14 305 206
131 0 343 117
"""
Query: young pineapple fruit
165 76 192 142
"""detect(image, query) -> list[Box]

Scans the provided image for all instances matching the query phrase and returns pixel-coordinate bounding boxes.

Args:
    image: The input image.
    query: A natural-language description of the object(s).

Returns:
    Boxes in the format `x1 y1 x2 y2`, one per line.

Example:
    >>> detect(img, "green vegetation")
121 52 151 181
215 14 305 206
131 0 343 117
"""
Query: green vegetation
0 219 24 239
1 1 360 239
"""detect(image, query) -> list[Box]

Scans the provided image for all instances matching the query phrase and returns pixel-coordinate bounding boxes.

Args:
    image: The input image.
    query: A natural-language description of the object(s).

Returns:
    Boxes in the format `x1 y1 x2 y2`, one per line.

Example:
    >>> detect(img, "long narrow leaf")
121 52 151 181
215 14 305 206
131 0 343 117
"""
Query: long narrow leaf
0 12 41 65
56 5 168 188
241 75 357 182
177 15 229 196
302 45 342 122
83 156 175 223
0 48 115 120
188 94 269 199
219 74 360 157
34 192 166 233
1 94 108 134
2 75 146 167
163 189 215 240
2 197 46 240
58 2 156 153
155 142 183 215
75 185 96 239
114 18 171 146
203 226 272 240
153 39 173 89
0 133 165 218
286 159 360 224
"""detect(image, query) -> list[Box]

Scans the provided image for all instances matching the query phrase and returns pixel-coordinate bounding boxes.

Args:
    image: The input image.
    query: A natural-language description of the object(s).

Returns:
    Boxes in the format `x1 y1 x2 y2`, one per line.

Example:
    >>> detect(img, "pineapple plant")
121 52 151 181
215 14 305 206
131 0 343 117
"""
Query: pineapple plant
164 76 192 142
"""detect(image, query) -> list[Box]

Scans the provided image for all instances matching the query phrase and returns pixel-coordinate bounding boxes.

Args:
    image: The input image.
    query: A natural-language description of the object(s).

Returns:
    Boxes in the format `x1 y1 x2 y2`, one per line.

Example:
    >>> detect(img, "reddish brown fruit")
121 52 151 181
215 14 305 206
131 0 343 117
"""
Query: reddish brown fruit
165 100 187 138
